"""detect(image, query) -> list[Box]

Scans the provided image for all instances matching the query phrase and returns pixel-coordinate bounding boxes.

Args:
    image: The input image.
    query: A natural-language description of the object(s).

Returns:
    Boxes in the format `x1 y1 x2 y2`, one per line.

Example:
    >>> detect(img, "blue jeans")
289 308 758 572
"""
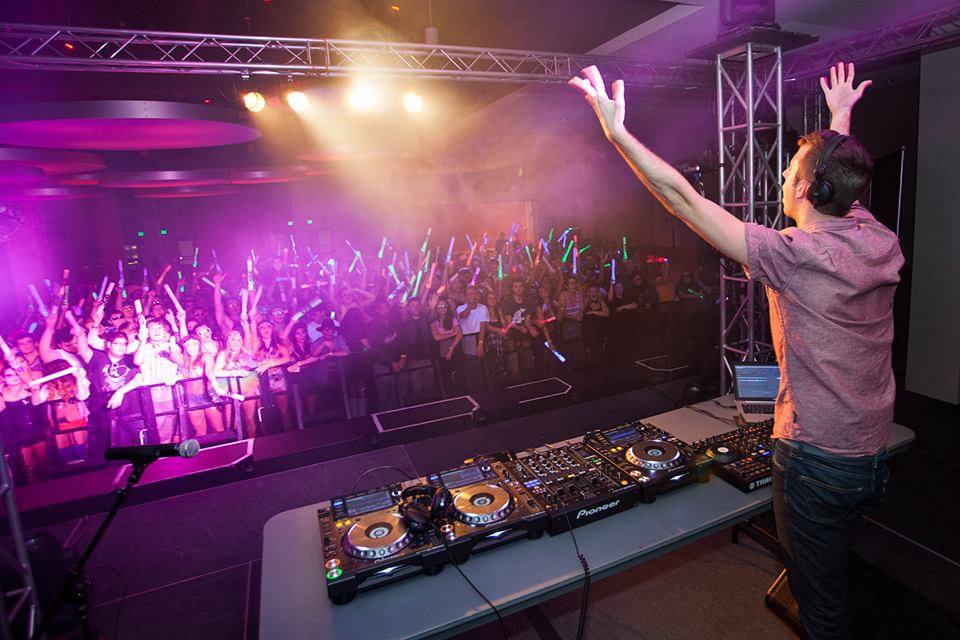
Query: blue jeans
771 438 889 640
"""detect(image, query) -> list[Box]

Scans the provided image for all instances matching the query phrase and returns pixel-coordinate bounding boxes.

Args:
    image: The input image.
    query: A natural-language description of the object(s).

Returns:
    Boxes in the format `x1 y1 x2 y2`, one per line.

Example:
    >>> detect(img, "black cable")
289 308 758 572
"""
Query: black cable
351 465 415 493
538 443 591 640
434 522 508 640
683 405 738 426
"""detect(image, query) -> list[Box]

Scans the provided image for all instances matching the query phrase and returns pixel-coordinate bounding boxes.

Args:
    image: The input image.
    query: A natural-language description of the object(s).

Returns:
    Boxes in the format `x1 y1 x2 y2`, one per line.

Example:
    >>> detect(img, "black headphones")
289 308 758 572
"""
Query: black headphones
806 133 848 207
398 485 451 534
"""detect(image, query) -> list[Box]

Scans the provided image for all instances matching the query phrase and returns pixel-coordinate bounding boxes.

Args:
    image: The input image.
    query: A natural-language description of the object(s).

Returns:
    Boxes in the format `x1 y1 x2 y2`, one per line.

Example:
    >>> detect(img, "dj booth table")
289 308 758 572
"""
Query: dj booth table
259 396 915 640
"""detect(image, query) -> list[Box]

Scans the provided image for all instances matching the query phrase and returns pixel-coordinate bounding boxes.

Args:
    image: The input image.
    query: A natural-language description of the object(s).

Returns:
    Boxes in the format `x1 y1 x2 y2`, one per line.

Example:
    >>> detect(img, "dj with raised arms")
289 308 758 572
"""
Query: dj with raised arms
570 61 902 639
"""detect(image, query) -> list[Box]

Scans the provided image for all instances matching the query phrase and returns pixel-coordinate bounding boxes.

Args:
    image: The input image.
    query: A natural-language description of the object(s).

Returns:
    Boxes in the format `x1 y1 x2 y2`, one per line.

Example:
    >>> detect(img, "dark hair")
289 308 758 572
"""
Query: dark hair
798 130 873 217
436 298 454 331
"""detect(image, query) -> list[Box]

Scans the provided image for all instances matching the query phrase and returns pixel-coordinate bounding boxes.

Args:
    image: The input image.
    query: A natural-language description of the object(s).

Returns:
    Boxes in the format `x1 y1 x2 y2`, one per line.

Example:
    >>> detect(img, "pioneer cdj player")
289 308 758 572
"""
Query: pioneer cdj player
426 453 548 562
505 442 641 534
318 480 449 604
691 419 774 492
583 421 712 502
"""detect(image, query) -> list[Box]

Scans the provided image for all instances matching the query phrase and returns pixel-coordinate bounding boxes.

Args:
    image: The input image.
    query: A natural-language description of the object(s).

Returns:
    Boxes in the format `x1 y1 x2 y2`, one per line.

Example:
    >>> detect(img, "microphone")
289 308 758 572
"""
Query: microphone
104 439 201 462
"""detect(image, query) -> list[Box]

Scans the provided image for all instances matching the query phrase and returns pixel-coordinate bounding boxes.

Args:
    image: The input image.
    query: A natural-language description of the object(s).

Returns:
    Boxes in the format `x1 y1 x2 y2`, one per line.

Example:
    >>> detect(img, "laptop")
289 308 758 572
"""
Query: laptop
732 363 781 422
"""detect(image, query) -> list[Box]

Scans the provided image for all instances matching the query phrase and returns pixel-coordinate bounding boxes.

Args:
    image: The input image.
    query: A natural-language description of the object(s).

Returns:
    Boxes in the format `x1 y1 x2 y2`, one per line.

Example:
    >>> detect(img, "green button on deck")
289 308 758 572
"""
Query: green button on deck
326 567 343 580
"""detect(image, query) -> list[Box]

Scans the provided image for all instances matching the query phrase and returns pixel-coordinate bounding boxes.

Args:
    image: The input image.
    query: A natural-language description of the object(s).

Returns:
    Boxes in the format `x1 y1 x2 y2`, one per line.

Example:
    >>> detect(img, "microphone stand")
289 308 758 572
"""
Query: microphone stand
32 458 153 640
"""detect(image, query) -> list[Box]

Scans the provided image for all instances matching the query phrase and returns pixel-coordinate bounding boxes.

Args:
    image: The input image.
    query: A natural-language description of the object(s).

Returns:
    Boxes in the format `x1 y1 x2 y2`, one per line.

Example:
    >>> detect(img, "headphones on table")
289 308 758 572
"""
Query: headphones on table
805 133 848 207
398 485 451 534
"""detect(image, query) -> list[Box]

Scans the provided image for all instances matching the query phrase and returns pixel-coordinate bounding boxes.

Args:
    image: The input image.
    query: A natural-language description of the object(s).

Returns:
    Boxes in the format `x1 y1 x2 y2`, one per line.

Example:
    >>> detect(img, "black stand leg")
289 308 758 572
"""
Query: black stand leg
32 461 151 640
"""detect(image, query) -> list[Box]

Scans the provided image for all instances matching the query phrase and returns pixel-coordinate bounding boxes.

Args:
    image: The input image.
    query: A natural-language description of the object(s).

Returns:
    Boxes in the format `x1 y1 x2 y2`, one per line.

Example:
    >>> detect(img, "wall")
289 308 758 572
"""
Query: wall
906 46 960 404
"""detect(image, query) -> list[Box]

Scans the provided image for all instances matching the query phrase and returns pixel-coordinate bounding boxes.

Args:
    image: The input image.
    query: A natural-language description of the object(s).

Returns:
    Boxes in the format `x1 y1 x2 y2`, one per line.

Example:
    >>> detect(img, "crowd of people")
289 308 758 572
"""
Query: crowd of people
0 226 712 486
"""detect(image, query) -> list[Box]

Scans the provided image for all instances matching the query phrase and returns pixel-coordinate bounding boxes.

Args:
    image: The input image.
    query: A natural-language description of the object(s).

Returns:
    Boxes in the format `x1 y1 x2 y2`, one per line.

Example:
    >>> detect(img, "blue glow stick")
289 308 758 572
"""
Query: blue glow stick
544 341 566 363
446 237 455 263
377 237 387 259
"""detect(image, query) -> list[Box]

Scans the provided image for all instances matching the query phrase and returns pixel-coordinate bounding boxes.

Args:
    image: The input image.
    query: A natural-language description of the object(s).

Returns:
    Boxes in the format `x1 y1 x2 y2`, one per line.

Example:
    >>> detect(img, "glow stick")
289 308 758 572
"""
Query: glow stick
465 234 473 248
163 284 185 314
622 236 628 260
240 289 249 319
548 228 554 242
404 252 411 274
289 235 298 258
104 281 116 300
348 253 360 273
543 341 567 363
388 264 400 285
466 242 478 265
44 278 54 296
246 258 255 291
292 297 323 322
561 242 574 263
420 227 432 254
201 278 227 295
0 336 13 359
497 255 503 280
97 276 109 300
412 270 423 297
425 262 437 290
134 299 143 316
469 266 480 287
211 249 221 272
29 284 49 317
117 260 125 298
525 244 534 266
423 248 431 271
611 258 617 283
192 247 200 269
535 240 543 265
156 265 171 287
28 366 78 387
573 244 579 276
377 237 387 259
446 237 456 263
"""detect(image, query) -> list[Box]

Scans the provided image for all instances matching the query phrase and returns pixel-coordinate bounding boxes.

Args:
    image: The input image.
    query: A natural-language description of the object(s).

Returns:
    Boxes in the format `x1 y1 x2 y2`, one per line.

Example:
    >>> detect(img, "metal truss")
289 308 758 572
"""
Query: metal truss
0 434 41 639
783 2 960 89
0 22 714 89
716 43 784 392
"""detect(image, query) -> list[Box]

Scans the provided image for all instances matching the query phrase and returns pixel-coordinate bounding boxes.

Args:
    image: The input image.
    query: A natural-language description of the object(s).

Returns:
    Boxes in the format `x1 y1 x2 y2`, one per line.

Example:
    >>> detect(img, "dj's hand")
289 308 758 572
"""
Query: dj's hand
568 65 627 144
820 62 871 135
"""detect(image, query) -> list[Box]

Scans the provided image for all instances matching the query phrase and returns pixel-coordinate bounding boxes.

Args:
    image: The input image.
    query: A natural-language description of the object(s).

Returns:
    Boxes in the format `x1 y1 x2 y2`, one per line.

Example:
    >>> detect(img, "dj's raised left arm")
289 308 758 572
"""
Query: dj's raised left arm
569 66 748 266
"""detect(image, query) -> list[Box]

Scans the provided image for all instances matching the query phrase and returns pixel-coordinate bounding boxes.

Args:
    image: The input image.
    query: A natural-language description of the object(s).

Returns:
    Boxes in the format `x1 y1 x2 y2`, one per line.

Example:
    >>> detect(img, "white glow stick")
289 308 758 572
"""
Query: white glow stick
163 284 185 314
97 276 109 300
29 284 49 317
104 281 116 300
0 336 13 359
134 299 143 316
29 366 79 387
292 297 323 322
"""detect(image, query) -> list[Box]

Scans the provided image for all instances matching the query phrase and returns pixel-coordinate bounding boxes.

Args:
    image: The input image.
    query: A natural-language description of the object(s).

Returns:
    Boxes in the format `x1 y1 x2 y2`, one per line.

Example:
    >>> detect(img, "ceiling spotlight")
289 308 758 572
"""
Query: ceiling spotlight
286 90 309 112
348 84 380 112
403 92 424 113
243 91 266 113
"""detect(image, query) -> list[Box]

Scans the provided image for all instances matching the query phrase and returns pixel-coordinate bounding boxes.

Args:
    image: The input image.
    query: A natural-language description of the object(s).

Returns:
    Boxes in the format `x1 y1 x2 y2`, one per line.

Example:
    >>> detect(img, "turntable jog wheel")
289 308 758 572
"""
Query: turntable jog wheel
342 513 413 559
625 440 681 471
452 484 514 525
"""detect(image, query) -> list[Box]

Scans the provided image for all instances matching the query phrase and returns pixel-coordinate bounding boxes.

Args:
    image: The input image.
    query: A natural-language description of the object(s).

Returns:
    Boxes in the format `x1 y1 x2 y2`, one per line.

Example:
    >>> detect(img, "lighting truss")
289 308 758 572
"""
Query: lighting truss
716 42 784 392
0 435 41 639
783 2 960 90
0 22 714 89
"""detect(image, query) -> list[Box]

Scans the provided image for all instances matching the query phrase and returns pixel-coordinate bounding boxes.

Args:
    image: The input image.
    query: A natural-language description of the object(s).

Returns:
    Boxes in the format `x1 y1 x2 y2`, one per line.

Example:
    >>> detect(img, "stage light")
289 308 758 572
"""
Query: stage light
243 91 266 113
403 92 424 113
286 90 309 112
306 218 314 225
160 229 168 236
391 4 401 12
347 84 380 112
287 220 294 226
137 231 145 237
